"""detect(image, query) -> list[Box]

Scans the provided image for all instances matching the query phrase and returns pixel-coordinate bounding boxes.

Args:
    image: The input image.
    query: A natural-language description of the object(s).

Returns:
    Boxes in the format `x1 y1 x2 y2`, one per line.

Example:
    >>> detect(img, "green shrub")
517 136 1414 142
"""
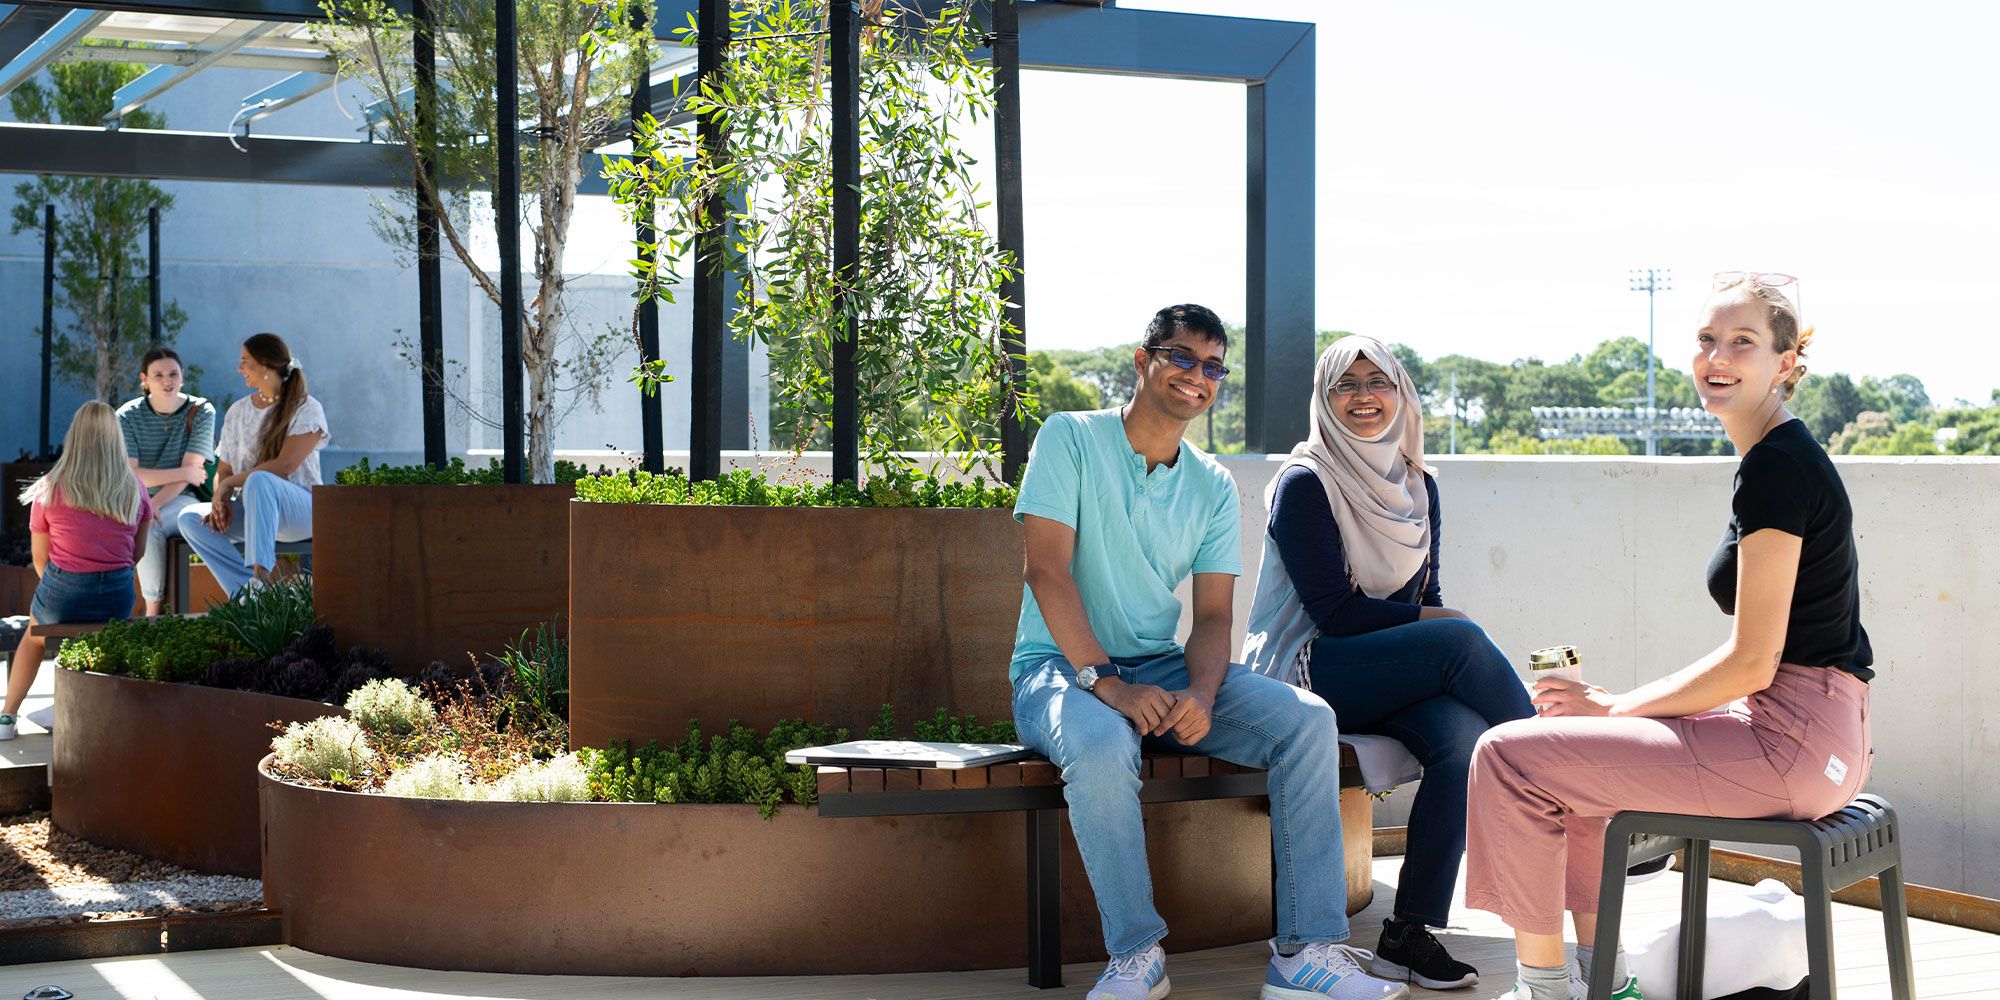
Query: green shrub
486 752 590 802
344 678 434 737
491 617 566 723
55 616 243 683
573 467 1016 509
272 716 376 784
911 706 1017 744
382 754 472 799
203 575 316 661
334 457 604 486
866 704 1017 744
583 717 848 819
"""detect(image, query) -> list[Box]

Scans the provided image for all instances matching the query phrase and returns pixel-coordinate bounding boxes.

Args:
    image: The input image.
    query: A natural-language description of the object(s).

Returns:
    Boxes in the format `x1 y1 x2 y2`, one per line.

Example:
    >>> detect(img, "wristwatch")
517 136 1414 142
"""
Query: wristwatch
1076 664 1110 691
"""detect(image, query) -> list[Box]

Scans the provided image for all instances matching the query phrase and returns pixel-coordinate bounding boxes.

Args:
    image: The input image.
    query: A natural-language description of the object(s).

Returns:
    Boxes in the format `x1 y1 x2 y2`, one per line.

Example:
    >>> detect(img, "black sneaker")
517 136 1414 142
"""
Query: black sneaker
1626 854 1673 883
1370 918 1478 990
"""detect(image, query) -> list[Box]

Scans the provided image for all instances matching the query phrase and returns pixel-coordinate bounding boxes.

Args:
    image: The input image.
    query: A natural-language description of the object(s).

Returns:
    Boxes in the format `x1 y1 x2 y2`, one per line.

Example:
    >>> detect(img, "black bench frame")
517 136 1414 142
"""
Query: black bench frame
819 757 1363 989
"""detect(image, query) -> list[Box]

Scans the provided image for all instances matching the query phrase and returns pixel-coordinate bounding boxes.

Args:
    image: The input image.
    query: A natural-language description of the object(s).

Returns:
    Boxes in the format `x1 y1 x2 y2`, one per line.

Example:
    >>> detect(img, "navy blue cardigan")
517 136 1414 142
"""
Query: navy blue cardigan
1265 465 1442 638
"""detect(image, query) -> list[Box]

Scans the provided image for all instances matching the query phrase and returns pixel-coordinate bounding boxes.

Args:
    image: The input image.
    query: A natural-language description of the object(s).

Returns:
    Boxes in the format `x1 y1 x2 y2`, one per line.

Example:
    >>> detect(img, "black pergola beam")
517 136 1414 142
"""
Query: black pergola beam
0 3 74 67
0 121 410 185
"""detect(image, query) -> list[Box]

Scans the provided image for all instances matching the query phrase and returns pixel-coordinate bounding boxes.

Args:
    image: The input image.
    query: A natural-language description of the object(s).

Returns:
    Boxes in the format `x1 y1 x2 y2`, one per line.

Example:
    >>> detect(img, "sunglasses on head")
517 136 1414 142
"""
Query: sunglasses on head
1144 346 1230 381
1713 271 1798 290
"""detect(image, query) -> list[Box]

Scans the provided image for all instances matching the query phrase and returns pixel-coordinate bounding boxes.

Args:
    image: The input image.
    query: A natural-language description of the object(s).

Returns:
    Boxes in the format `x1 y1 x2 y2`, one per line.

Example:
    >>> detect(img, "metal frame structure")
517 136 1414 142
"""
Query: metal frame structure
2 0 1316 480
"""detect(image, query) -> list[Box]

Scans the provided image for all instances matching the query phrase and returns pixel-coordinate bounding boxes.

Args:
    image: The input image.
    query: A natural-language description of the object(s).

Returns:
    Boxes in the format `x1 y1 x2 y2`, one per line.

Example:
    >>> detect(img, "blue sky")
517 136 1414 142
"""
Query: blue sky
1002 0 2000 406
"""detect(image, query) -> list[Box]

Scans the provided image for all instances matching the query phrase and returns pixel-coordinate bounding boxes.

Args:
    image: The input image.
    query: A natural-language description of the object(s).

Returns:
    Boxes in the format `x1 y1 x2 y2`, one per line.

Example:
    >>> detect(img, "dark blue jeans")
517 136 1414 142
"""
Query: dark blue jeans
1308 616 1534 927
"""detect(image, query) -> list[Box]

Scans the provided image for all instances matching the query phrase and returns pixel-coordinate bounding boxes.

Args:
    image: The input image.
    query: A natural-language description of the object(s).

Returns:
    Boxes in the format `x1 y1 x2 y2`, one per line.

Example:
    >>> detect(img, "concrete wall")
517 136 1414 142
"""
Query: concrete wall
1204 454 2000 898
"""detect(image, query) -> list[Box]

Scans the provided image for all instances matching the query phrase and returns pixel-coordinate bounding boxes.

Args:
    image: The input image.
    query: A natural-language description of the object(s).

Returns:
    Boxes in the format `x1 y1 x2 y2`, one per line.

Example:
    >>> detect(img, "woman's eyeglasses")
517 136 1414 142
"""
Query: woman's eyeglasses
1330 375 1396 397
1144 346 1230 381
1713 271 1799 290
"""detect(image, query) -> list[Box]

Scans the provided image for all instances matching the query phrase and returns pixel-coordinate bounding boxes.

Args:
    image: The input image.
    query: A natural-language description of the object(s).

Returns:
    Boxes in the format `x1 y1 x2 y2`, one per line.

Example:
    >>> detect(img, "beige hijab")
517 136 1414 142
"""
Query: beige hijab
1267 336 1433 598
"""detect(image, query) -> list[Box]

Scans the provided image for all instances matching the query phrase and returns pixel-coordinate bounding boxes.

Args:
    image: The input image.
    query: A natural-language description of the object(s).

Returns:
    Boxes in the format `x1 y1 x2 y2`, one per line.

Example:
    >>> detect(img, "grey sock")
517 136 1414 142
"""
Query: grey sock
1276 941 1303 957
1515 961 1570 1000
1575 944 1629 986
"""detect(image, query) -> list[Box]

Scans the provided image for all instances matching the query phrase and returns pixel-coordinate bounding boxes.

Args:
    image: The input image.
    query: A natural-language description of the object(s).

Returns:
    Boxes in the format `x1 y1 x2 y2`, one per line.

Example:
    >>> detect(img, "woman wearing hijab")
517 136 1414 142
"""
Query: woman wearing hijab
1244 336 1534 992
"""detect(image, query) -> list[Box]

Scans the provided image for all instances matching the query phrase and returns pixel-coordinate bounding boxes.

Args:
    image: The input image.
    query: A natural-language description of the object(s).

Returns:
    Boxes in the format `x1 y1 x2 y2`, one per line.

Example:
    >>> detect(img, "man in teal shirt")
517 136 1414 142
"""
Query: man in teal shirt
1011 305 1405 1000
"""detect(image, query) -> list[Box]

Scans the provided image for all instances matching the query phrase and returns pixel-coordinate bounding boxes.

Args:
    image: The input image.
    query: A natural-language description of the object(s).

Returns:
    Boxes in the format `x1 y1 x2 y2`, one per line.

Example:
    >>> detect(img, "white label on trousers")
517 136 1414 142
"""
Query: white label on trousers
1825 754 1849 785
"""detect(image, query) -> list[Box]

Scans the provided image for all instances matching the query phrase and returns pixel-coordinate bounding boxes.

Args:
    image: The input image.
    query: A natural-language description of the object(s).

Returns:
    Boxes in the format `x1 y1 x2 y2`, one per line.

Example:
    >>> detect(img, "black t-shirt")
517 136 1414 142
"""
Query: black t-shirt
1705 419 1874 682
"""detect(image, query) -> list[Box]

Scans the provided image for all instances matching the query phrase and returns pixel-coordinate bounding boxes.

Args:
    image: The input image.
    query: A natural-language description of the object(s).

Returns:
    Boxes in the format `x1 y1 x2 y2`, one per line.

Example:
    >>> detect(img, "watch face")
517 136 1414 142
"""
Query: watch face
1077 666 1099 690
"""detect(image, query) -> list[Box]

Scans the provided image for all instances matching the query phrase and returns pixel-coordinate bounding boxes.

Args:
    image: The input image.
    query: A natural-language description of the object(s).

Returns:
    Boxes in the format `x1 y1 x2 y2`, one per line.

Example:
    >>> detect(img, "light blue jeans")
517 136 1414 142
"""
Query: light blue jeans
1011 651 1350 960
176 471 312 598
135 490 200 602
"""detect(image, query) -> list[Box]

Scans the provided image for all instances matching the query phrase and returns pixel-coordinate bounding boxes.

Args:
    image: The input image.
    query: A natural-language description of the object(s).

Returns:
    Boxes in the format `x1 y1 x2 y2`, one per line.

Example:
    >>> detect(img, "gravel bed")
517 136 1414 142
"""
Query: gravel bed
0 875 263 922
0 812 263 928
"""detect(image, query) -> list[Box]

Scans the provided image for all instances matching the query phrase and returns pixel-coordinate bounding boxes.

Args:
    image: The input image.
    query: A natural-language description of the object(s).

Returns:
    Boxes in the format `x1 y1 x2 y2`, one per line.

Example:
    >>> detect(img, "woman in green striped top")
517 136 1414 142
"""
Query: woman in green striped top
115 347 216 616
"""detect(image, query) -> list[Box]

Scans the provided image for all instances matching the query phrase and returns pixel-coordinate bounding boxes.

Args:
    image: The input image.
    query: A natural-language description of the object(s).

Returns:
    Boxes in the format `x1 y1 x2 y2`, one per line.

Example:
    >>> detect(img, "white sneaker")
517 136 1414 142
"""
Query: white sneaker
0 714 15 740
1263 940 1411 1000
1088 944 1170 1000
24 706 52 731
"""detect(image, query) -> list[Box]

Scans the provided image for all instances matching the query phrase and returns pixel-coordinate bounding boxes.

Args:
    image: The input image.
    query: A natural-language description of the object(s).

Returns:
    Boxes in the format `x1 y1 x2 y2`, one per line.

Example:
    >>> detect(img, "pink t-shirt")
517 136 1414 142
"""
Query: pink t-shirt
27 475 155 573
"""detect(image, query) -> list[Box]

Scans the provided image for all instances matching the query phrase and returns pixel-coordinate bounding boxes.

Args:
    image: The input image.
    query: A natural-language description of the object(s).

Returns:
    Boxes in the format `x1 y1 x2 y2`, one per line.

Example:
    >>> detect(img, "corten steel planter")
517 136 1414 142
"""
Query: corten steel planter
258 758 1278 975
0 564 35 617
312 485 573 672
569 503 1023 748
53 669 342 876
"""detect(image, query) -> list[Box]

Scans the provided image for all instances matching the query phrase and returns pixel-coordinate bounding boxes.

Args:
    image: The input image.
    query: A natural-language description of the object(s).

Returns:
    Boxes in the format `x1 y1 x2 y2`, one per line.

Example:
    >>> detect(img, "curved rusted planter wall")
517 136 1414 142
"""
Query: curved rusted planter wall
53 670 341 876
313 484 573 672
568 503 1023 748
259 759 1277 975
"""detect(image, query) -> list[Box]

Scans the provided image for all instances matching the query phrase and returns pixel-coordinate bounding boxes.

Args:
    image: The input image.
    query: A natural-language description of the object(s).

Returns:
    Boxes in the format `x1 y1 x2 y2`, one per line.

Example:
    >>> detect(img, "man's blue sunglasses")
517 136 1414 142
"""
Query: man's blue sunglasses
1144 346 1230 382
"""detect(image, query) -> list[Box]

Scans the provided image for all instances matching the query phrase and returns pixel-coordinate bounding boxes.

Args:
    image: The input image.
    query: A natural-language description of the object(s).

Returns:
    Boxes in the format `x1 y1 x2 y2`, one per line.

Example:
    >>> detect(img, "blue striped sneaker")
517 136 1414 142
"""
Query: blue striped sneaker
1087 943 1170 1000
1262 940 1411 1000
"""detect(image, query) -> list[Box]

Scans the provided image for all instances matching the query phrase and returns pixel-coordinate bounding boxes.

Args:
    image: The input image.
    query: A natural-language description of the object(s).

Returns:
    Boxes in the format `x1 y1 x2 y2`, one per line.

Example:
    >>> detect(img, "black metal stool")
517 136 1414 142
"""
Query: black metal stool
1588 794 1914 1000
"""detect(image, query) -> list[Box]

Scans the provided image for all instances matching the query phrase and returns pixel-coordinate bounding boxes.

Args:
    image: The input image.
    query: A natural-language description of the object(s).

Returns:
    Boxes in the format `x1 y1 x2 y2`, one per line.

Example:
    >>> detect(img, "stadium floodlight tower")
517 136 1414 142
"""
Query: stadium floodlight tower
1628 267 1672 455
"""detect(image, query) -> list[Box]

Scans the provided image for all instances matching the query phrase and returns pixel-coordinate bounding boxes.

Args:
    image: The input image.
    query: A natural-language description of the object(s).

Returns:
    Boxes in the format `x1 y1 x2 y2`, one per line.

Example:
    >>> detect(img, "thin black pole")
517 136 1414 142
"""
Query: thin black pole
495 0 525 483
992 0 1028 486
414 0 447 468
147 205 161 345
689 0 728 480
829 0 860 484
632 11 664 475
39 204 54 457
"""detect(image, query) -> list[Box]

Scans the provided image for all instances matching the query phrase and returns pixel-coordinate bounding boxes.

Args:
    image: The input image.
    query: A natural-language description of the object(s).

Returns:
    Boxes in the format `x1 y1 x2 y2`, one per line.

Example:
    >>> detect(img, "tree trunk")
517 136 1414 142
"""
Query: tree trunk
92 281 115 403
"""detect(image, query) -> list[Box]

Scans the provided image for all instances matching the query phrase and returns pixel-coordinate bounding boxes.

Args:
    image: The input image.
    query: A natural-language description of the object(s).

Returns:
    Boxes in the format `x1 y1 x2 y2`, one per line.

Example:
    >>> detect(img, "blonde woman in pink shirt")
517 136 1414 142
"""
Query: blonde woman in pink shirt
3 401 155 740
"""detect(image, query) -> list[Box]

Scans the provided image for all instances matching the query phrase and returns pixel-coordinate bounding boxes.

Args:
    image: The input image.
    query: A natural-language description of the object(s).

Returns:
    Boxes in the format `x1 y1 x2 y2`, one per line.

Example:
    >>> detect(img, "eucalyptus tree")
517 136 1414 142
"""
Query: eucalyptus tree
318 0 655 482
609 0 1027 476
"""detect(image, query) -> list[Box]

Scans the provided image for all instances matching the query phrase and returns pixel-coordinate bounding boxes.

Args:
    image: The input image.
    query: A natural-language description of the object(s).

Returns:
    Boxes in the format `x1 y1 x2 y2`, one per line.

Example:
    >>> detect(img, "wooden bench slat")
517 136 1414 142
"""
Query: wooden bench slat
1019 760 1059 787
847 768 885 793
816 766 848 797
953 767 989 789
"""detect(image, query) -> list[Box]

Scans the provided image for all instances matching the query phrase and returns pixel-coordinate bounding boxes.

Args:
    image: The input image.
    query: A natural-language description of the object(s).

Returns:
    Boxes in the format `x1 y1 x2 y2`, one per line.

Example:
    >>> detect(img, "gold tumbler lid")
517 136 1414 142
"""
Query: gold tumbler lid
1529 645 1581 670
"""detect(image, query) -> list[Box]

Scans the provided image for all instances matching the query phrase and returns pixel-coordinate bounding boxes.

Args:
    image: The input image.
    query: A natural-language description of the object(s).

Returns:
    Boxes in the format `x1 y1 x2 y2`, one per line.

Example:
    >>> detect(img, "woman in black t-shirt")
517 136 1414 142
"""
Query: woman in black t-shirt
1457 275 1873 1000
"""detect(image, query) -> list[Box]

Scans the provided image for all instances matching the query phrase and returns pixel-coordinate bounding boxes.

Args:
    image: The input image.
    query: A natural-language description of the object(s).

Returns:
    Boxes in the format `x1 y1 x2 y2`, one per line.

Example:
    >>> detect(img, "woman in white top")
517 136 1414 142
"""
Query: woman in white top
176 333 328 599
